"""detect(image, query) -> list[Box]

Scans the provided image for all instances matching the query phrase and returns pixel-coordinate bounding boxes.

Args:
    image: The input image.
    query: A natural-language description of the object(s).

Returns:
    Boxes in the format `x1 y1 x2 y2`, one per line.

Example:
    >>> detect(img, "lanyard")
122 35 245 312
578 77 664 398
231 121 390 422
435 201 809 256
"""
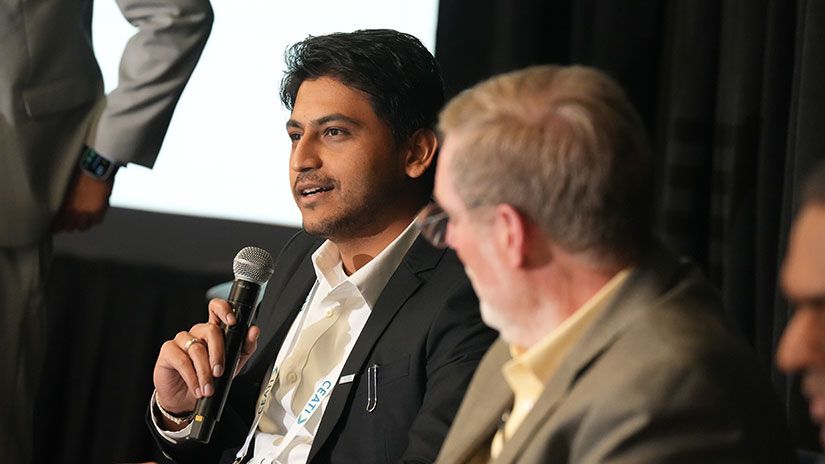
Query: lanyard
258 375 335 462
234 280 319 464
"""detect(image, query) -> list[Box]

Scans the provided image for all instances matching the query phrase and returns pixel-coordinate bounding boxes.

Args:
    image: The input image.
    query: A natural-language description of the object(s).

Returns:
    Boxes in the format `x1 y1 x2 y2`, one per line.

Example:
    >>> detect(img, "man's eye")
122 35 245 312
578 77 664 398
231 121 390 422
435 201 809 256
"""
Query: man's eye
289 133 302 142
326 128 344 136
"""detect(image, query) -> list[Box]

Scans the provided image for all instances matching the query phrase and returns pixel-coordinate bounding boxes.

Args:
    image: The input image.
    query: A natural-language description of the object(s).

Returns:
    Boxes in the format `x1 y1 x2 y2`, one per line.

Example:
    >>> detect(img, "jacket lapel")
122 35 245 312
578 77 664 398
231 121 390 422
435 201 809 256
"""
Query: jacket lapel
441 339 514 464
308 237 444 460
492 242 684 463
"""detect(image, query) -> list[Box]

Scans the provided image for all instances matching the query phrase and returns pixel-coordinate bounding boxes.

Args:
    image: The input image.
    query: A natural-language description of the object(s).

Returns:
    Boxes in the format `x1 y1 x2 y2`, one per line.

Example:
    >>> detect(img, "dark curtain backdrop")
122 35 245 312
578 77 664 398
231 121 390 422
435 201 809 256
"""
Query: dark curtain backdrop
437 0 825 451
36 256 226 464
33 209 298 464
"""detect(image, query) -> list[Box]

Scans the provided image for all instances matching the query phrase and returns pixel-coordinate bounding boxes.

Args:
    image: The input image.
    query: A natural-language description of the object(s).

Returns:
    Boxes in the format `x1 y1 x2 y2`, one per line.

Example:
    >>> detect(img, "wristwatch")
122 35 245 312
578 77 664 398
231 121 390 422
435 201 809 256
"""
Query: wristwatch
79 148 119 181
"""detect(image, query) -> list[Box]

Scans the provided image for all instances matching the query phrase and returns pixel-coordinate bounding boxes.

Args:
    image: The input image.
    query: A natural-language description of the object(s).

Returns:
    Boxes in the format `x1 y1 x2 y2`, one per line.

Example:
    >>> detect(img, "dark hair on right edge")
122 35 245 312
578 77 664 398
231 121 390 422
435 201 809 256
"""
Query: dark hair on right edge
802 161 825 206
279 29 445 147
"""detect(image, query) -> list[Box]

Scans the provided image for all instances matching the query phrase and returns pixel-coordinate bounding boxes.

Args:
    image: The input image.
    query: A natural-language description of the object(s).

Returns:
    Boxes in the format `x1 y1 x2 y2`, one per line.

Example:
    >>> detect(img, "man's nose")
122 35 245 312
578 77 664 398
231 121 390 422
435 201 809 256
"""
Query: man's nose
777 308 825 373
290 137 322 172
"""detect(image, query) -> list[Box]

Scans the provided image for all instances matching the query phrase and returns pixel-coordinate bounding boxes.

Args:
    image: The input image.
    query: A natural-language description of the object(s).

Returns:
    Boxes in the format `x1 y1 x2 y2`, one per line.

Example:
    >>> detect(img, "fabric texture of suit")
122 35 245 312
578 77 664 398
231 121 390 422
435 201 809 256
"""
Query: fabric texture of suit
436 241 794 464
1 2 212 462
150 231 497 463
1 0 213 246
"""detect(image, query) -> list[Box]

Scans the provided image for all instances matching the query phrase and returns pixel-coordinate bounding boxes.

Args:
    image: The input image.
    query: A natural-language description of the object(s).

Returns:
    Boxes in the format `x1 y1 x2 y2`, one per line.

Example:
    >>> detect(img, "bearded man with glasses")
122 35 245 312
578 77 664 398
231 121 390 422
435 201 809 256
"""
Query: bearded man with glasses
430 65 793 464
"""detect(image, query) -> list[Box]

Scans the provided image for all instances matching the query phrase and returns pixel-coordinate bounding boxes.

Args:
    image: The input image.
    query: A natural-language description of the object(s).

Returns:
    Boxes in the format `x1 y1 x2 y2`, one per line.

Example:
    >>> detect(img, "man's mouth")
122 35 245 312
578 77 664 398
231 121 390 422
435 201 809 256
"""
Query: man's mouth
809 396 825 423
300 186 333 197
802 372 825 423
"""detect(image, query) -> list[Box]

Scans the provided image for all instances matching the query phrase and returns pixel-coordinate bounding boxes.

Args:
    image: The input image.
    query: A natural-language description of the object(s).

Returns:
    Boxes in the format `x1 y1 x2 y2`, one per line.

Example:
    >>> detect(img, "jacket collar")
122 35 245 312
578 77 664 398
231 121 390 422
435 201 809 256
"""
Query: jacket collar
494 241 691 463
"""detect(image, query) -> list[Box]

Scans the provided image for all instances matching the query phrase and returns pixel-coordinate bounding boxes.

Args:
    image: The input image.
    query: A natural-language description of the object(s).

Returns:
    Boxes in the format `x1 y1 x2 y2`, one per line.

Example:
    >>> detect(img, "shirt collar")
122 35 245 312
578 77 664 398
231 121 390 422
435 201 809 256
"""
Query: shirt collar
504 268 633 389
310 220 420 309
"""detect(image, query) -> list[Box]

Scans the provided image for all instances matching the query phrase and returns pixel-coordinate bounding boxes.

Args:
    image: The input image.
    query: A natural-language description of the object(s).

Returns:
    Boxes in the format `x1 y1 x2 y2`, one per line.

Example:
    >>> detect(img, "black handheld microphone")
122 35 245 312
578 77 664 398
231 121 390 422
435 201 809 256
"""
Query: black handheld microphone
189 246 274 443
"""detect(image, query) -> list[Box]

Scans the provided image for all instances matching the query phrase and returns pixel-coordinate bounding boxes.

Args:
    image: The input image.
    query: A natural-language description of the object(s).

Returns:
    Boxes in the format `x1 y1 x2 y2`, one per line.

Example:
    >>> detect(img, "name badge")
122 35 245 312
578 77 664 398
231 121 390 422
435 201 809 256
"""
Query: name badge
339 374 355 384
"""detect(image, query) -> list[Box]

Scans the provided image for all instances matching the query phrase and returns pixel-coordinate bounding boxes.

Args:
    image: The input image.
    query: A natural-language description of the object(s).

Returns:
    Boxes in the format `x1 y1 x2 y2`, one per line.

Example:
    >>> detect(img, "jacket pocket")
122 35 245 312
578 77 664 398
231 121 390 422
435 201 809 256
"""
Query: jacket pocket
373 355 410 385
22 75 101 119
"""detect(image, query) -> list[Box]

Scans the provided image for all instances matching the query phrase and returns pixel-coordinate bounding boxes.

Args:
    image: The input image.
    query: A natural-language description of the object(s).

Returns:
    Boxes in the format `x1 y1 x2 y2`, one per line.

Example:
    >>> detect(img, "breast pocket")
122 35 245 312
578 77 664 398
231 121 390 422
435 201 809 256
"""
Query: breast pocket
364 355 410 413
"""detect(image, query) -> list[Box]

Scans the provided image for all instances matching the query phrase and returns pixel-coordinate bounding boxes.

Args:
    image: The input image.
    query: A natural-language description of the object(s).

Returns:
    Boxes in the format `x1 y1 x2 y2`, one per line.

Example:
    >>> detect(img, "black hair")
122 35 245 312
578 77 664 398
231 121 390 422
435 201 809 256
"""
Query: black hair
280 29 445 147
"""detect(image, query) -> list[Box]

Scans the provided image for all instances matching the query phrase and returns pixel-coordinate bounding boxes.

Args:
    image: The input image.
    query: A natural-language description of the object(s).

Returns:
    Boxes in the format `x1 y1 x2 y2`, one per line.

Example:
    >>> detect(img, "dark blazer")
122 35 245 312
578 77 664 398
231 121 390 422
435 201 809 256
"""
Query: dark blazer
436 242 794 464
151 231 497 463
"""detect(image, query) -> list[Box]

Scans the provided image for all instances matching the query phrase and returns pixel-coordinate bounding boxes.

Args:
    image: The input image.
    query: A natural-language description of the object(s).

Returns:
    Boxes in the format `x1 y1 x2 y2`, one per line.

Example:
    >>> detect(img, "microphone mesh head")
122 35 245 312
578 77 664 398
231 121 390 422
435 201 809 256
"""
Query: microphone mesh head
233 246 275 285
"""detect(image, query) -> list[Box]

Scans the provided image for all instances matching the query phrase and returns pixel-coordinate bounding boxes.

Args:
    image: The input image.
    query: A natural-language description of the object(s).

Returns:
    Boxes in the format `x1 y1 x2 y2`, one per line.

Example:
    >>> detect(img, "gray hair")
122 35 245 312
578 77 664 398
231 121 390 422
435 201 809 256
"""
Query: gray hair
438 65 653 264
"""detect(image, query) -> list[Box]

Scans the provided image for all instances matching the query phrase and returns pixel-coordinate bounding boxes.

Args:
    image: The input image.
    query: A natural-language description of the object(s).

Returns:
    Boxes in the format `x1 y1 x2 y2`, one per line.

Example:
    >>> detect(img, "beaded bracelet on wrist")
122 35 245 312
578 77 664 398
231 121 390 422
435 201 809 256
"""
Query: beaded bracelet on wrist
153 389 195 425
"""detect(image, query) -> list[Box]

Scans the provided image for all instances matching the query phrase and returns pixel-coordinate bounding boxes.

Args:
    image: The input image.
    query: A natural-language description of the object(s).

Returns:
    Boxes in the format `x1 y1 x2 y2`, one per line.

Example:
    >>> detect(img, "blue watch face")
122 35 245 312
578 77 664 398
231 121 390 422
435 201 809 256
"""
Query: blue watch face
82 150 113 178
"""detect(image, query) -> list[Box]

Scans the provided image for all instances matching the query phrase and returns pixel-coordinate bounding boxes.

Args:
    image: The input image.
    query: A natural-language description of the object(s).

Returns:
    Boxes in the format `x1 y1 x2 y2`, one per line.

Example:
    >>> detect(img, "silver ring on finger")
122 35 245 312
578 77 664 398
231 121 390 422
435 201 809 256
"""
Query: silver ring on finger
184 337 201 352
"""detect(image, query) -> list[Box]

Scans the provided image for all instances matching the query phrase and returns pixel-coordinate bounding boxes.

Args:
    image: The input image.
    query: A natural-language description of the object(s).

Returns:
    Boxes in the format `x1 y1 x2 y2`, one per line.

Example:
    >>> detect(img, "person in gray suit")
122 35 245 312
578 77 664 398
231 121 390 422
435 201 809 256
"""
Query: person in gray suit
0 1 212 461
425 64 793 463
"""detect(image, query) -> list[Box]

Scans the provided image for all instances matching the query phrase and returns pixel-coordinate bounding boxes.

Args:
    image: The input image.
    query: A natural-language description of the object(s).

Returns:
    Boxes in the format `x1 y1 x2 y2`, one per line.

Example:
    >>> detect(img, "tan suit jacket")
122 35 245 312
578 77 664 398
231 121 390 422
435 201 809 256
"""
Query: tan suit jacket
0 0 212 246
437 242 793 464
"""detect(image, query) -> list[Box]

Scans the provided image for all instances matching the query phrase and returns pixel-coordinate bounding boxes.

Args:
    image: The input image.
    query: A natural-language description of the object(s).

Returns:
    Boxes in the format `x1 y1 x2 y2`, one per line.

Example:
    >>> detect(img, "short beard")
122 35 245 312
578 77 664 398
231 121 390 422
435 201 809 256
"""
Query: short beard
302 201 380 240
302 178 403 241
466 267 518 344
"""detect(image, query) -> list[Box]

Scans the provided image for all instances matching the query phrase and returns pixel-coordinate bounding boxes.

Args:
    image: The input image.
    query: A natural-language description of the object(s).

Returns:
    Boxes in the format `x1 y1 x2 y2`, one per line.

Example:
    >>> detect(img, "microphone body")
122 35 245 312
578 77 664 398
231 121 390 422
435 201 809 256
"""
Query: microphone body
189 247 273 443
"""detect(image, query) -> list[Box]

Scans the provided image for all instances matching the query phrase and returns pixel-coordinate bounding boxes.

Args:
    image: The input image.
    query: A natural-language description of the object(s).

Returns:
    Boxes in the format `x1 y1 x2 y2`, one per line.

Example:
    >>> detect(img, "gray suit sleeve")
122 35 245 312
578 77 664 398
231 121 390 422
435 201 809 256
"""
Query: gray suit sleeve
86 0 213 167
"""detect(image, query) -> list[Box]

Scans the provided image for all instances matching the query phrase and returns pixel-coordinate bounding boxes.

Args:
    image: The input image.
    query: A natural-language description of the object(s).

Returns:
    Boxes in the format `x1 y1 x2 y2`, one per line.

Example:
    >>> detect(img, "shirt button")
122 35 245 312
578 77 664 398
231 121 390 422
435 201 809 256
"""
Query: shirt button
287 372 298 383
324 309 334 318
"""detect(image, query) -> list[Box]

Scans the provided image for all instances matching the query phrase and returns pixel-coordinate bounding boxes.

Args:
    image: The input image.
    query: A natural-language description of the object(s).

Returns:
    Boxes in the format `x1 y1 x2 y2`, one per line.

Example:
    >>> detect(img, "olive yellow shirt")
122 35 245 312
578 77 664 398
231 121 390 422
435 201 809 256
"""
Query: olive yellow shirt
489 269 631 460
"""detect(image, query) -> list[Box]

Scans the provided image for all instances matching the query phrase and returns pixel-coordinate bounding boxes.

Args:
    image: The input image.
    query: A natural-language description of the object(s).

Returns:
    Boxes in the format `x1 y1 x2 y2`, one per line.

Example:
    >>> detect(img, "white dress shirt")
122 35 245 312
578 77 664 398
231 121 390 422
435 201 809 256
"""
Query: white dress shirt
153 220 420 463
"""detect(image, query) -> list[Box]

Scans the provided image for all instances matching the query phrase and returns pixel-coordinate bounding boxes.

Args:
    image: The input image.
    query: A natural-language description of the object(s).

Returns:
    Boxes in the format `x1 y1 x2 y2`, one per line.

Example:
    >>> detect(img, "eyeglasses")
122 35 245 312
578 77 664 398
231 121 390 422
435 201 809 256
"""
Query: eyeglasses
415 202 449 248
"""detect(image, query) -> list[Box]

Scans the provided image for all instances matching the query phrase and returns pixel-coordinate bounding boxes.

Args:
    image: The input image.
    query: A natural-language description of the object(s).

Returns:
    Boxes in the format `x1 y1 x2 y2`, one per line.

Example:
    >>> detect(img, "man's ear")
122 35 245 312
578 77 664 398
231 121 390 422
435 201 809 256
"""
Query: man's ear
404 128 438 179
493 204 527 269
493 204 550 269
